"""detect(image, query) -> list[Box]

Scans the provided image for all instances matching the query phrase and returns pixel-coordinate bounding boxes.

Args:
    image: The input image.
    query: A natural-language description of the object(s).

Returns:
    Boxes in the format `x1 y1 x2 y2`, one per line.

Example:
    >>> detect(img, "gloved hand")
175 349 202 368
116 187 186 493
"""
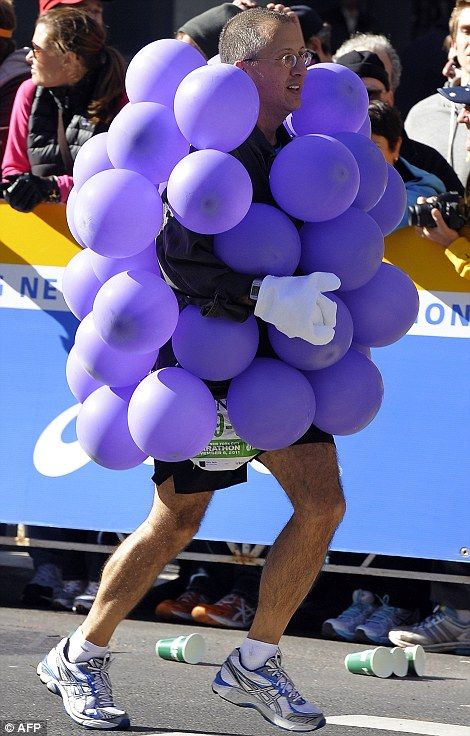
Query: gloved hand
254 272 341 345
4 173 60 213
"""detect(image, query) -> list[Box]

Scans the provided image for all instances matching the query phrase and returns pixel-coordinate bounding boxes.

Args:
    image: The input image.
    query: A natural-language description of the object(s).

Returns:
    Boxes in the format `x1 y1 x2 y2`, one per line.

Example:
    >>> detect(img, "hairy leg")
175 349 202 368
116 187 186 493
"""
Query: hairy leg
248 443 345 644
82 479 213 646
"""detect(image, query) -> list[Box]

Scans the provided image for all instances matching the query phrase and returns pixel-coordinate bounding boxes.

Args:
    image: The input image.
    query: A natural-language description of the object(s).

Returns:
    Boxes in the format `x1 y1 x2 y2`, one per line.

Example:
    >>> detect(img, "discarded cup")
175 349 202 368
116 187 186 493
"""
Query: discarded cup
155 633 205 664
404 644 426 676
390 646 408 677
344 647 394 678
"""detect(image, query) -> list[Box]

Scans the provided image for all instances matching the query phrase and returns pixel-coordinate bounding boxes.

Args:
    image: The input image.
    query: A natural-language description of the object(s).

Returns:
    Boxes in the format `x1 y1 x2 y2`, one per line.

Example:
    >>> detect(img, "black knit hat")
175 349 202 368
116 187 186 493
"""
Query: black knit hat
335 50 390 92
178 3 241 60
290 5 324 41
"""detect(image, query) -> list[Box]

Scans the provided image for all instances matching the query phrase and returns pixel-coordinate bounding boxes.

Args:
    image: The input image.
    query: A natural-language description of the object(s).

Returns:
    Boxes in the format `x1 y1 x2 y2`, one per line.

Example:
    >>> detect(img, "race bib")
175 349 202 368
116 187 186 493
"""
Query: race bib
191 400 259 471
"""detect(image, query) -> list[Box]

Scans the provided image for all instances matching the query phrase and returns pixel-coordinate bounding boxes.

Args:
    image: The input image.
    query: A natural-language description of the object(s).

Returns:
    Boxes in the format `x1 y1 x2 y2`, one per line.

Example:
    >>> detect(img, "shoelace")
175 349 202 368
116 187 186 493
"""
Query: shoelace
266 654 304 704
415 605 445 630
338 601 372 621
87 654 115 708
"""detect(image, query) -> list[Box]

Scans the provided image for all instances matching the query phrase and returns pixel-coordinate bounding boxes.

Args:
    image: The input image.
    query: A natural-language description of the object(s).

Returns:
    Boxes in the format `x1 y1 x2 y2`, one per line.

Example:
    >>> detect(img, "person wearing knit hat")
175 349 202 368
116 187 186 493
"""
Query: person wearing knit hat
335 49 393 104
176 1 255 61
39 0 113 27
0 0 30 165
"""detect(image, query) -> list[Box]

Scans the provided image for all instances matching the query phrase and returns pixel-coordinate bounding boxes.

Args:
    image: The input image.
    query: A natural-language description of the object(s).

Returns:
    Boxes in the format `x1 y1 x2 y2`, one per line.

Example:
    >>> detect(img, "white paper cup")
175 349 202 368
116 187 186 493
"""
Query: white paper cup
390 646 408 677
344 647 393 678
404 644 426 676
155 633 205 664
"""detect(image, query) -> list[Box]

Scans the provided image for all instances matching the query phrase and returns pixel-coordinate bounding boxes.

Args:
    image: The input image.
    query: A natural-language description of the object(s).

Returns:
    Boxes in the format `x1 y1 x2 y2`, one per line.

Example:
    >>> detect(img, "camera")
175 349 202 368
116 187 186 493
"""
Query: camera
408 191 467 230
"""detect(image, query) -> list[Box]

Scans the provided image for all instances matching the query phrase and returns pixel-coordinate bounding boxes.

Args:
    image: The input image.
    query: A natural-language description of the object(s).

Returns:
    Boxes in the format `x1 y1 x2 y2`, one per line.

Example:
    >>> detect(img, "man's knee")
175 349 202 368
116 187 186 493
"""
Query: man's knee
148 480 212 542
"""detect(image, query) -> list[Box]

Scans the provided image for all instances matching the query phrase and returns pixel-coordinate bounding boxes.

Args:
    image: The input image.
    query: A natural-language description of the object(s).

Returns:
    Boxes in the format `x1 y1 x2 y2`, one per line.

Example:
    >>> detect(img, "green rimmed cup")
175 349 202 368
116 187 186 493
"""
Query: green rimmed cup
344 647 393 678
404 644 426 676
390 647 408 677
155 633 205 664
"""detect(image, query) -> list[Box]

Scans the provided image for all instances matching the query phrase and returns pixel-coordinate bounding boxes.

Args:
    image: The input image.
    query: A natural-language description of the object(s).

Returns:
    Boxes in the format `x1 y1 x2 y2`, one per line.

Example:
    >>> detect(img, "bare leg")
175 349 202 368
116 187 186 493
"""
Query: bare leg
248 443 345 644
82 479 213 646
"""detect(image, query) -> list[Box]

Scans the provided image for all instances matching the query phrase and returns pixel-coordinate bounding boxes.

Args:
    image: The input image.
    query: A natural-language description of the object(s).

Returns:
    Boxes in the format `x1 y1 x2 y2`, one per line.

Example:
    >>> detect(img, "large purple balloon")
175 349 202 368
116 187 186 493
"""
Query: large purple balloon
126 39 205 107
305 349 384 435
107 102 189 185
73 133 113 191
74 169 163 257
268 293 353 371
340 263 419 347
291 63 369 136
214 203 301 276
368 164 407 236
128 367 217 461
62 248 101 320
74 313 158 386
270 135 360 222
167 149 253 234
174 64 259 152
172 306 259 380
227 358 316 451
299 208 384 292
89 242 159 283
66 187 86 247
92 269 179 354
77 385 147 470
357 114 372 137
66 346 103 403
334 132 388 211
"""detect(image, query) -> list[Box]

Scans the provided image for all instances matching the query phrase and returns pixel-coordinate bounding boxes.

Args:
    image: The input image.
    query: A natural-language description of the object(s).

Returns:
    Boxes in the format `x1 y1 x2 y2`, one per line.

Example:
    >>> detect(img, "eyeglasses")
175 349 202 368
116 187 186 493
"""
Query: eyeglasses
245 50 313 69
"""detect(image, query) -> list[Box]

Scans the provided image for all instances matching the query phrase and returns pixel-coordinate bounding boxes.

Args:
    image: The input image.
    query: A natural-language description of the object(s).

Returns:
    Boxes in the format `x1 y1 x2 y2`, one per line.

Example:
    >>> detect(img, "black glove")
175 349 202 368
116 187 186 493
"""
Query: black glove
4 173 61 213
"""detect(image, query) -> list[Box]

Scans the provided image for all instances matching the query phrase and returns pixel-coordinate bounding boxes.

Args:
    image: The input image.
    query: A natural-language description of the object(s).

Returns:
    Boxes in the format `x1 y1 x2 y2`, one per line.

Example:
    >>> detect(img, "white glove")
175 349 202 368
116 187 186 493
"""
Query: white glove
254 272 341 345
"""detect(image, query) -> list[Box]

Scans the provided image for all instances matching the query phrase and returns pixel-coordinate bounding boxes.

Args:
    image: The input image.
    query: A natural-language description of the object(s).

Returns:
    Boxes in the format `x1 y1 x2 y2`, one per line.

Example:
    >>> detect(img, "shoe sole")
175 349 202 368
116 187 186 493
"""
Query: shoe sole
155 609 194 622
355 628 390 645
388 637 470 653
192 612 252 629
321 622 356 642
72 603 94 615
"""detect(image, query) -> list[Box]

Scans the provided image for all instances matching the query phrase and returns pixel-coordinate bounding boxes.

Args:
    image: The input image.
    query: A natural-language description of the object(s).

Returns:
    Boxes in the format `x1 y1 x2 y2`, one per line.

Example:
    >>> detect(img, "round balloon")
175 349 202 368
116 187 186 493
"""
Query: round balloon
74 169 163 257
107 102 189 185
174 64 259 152
351 341 372 359
74 313 158 386
291 63 369 136
368 164 407 236
334 132 388 211
340 262 419 347
128 367 217 461
167 149 253 234
299 208 384 291
357 114 372 137
93 269 179 354
270 135 360 222
214 203 301 276
66 346 103 403
227 358 316 451
305 349 384 435
73 133 113 191
66 187 86 247
172 306 259 380
267 293 353 370
126 39 205 107
62 247 102 320
89 242 159 283
77 385 147 470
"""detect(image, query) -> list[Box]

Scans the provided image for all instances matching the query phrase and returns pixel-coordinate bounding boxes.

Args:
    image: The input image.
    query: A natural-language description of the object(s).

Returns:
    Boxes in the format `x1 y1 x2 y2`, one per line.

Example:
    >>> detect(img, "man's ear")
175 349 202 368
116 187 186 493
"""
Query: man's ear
235 59 246 71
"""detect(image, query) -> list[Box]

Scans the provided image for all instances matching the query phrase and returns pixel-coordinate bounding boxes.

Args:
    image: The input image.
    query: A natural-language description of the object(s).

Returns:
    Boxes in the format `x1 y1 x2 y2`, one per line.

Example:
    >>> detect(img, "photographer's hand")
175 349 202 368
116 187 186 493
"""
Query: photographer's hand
414 196 460 248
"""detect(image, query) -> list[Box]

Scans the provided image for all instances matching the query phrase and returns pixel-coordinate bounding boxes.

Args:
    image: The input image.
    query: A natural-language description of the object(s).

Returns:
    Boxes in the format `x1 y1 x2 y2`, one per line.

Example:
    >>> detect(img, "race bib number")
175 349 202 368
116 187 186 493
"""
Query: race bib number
191 400 259 471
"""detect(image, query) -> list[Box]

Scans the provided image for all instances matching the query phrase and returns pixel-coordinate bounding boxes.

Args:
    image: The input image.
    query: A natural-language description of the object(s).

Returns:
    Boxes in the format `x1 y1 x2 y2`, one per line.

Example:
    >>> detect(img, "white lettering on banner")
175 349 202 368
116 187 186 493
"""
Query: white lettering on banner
0 264 67 311
408 290 470 338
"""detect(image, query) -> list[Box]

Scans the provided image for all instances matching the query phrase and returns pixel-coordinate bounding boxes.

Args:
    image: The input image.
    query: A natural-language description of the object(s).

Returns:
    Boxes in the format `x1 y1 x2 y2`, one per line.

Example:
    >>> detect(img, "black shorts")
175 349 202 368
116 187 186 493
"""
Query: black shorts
152 424 335 494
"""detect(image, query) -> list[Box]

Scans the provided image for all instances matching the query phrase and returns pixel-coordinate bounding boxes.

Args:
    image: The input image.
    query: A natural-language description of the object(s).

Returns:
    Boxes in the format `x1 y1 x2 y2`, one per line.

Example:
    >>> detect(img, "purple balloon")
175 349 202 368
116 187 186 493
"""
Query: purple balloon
128 367 217 461
172 305 259 380
73 133 113 191
77 385 147 470
167 149 253 234
93 269 179 354
214 203 301 276
270 135 360 222
368 164 407 236
291 63 369 136
357 114 372 137
66 346 103 403
89 242 159 283
126 39 205 107
305 349 384 435
107 102 189 185
351 341 372 359
334 132 388 211
207 54 220 65
74 169 163 258
227 358 316 451
340 263 419 347
299 208 384 292
66 187 86 247
62 248 102 320
268 293 353 370
74 313 158 386
174 64 259 152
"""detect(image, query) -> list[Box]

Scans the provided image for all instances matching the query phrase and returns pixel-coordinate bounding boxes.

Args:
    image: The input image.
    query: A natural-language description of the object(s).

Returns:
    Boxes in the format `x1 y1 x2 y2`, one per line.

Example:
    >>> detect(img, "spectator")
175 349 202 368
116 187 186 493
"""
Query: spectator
334 32 402 103
176 2 253 61
335 49 393 103
291 5 332 62
39 0 114 27
323 0 378 55
0 0 30 165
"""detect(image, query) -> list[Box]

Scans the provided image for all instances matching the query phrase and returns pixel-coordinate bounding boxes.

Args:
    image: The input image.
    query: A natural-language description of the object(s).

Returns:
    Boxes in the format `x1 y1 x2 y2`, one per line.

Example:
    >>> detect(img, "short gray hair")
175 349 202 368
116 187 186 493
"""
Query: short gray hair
219 7 290 64
333 33 402 91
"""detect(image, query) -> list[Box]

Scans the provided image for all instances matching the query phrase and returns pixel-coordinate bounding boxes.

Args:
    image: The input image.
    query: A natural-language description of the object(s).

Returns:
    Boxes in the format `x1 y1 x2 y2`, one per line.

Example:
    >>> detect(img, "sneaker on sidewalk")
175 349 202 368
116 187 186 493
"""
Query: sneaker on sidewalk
52 580 86 611
213 648 325 732
37 637 130 730
73 581 100 614
355 595 418 645
22 563 63 608
389 605 470 653
192 593 256 629
321 590 376 641
155 589 210 622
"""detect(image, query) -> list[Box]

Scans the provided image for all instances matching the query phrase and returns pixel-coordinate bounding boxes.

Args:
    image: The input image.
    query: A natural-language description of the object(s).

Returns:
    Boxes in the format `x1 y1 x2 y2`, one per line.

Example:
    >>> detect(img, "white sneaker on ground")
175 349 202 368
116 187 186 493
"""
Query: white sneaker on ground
212 648 325 732
73 581 100 614
355 595 419 645
52 580 86 611
388 605 470 653
322 590 376 641
37 637 129 730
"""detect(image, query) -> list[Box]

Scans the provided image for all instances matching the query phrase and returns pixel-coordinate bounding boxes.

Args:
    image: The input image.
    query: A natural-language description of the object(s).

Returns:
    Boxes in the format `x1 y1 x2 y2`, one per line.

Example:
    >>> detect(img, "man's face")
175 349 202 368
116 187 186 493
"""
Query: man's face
361 76 390 103
457 103 470 151
453 7 470 79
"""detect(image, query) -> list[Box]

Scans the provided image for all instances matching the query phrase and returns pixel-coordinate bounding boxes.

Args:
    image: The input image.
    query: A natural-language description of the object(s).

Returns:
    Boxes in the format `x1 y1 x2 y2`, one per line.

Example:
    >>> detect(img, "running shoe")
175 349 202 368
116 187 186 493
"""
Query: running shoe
212 648 325 732
155 589 210 622
52 580 86 611
22 563 63 608
389 605 470 653
321 589 376 641
355 595 419 645
192 593 255 629
37 637 129 730
73 581 100 614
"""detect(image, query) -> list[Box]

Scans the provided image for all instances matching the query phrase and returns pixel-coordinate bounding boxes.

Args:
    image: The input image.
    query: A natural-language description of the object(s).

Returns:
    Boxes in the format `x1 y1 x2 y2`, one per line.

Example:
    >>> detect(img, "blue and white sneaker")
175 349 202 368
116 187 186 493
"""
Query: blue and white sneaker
322 590 376 641
212 648 325 732
355 595 419 645
36 637 130 730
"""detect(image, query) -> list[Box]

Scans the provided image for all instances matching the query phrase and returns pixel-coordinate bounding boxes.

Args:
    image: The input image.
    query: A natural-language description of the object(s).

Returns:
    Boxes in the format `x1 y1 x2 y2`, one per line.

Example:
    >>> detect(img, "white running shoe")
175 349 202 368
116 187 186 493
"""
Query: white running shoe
213 648 325 732
37 637 130 730
52 580 86 611
73 581 100 614
389 605 470 653
322 590 376 641
355 595 419 645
